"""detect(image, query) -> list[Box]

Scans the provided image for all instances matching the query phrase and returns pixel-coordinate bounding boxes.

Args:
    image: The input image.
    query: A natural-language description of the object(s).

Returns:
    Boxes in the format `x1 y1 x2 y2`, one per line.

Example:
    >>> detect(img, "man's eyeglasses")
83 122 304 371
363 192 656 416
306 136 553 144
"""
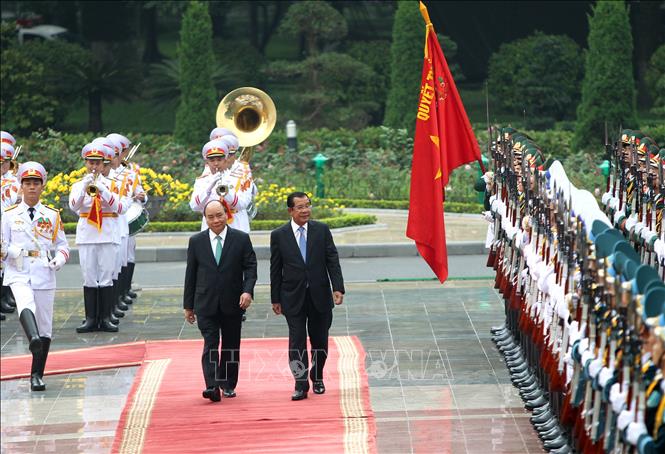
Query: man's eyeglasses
293 204 312 211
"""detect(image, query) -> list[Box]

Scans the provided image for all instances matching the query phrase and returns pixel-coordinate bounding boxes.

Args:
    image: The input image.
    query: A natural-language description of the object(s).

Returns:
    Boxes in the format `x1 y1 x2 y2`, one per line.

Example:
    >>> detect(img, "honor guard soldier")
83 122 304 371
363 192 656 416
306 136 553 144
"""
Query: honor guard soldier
1 136 21 316
215 130 259 231
70 141 129 333
1 161 69 391
190 139 247 231
107 133 143 302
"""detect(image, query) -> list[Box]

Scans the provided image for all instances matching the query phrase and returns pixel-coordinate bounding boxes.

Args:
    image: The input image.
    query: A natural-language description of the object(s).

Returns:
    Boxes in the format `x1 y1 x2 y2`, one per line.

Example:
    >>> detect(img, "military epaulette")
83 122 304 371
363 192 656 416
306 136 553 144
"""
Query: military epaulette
44 204 62 213
4 203 18 211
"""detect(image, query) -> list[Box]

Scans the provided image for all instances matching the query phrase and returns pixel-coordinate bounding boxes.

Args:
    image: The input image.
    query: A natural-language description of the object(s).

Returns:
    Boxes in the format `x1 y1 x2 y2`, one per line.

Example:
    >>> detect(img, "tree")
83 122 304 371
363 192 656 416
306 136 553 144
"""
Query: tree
645 44 665 116
62 57 139 132
383 0 424 133
573 0 637 153
174 1 218 147
0 48 59 134
278 1 347 57
487 32 583 125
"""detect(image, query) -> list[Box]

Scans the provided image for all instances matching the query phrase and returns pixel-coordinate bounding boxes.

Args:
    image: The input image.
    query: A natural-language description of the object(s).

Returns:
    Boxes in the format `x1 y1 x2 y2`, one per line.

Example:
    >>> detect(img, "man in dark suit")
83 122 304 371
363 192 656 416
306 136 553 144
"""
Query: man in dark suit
270 192 345 401
183 200 257 402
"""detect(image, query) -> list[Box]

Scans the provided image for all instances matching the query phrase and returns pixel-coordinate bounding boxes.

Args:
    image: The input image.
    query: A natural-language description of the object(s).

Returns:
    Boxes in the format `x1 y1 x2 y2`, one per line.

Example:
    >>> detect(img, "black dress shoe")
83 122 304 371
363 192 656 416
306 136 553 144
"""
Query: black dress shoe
291 389 308 401
222 388 236 398
313 381 325 394
543 435 567 450
202 387 221 402
30 373 46 391
127 289 138 299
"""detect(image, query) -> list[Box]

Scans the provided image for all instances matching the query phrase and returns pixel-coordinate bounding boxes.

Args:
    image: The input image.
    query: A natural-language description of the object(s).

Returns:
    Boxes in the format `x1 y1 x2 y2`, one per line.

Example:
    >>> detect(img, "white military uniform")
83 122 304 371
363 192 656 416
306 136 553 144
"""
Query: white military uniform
2 199 68 337
1 142 20 211
69 151 130 288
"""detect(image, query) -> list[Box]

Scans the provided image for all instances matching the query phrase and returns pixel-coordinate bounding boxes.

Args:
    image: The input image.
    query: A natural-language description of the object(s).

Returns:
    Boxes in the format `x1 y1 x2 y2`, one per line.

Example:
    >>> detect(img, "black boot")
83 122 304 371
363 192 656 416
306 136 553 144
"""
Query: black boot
114 280 129 311
126 262 137 299
1 286 16 313
6 285 16 307
98 286 118 332
19 309 42 354
76 287 98 333
31 337 51 391
1 313 5 321
119 267 133 304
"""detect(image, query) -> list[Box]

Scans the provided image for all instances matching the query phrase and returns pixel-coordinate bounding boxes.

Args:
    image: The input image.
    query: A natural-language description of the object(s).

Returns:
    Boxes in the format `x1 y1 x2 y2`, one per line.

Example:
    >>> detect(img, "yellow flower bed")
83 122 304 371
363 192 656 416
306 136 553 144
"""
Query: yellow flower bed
253 183 344 220
42 166 193 209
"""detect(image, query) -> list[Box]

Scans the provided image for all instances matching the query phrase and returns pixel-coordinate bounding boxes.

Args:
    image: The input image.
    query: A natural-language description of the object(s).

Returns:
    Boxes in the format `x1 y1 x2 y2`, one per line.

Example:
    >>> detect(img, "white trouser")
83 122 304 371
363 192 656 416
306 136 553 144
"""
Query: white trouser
114 235 129 279
127 236 136 263
11 283 55 338
79 243 117 287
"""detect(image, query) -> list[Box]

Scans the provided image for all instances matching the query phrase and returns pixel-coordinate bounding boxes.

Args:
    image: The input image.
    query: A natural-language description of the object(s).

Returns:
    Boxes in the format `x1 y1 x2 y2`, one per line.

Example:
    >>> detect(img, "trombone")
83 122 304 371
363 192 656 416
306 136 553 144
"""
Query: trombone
121 142 141 167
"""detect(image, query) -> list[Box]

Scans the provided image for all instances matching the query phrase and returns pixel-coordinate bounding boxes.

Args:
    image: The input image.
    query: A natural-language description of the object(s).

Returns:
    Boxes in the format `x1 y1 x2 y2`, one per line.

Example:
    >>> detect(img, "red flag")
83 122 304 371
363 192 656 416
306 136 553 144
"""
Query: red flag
406 2 483 283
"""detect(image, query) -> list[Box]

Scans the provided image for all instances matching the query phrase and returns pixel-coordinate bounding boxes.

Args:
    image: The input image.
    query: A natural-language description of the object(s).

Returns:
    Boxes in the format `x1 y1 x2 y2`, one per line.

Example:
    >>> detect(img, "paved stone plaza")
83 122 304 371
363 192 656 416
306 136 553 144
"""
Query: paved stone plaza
1 280 544 453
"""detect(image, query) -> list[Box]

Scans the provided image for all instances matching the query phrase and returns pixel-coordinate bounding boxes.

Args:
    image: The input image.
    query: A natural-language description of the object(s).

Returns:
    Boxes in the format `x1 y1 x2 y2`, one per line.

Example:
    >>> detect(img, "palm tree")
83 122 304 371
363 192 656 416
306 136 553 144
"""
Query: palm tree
64 57 140 132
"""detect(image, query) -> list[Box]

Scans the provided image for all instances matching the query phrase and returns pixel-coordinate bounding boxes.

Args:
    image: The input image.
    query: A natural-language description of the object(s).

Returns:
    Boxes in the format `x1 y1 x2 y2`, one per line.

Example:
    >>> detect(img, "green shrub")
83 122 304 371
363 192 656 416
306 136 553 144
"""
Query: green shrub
174 1 218 147
573 0 637 153
383 0 423 134
487 31 583 123
62 213 376 234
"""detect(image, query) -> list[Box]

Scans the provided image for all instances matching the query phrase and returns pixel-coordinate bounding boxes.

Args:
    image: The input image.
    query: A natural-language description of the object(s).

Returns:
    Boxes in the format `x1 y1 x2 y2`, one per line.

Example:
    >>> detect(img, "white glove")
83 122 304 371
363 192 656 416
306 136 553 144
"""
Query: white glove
598 367 614 387
82 173 95 185
581 349 595 367
483 211 493 223
610 383 626 413
617 409 634 430
482 171 494 185
568 321 581 344
588 358 602 379
625 421 647 445
48 254 66 271
601 192 611 205
613 209 625 224
625 215 637 232
7 244 22 259
578 337 589 355
206 175 220 193
642 228 655 242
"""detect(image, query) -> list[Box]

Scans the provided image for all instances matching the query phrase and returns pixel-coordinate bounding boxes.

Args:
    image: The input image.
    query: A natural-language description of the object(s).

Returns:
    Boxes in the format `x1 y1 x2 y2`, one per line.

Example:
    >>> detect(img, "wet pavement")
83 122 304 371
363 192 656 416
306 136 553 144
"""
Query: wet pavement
1 281 544 453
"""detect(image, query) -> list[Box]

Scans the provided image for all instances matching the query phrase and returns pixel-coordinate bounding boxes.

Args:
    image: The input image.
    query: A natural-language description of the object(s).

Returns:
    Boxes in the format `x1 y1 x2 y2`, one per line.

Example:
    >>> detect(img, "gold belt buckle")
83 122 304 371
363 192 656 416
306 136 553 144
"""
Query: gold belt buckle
27 250 40 258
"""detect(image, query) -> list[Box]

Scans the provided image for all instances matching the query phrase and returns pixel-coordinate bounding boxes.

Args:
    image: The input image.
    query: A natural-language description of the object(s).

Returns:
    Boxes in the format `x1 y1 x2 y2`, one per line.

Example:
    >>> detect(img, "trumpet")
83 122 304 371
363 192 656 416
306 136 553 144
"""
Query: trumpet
86 172 101 196
211 172 230 197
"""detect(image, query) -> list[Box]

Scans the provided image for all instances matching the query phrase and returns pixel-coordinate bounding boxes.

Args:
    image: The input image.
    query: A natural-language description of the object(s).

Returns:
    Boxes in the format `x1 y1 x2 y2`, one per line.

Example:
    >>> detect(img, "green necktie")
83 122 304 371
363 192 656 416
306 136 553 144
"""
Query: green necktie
215 235 222 265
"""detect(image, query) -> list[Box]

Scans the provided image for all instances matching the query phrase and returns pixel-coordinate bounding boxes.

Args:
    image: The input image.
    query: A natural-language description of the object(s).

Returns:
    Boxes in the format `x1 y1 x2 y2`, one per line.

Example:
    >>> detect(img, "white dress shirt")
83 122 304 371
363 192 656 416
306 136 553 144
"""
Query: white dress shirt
209 225 227 255
290 219 307 246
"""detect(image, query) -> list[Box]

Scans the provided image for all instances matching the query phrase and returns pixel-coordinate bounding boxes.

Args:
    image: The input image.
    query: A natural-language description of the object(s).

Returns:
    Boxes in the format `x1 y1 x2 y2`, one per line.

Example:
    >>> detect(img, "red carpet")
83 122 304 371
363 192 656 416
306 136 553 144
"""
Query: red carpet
0 342 146 380
110 336 375 453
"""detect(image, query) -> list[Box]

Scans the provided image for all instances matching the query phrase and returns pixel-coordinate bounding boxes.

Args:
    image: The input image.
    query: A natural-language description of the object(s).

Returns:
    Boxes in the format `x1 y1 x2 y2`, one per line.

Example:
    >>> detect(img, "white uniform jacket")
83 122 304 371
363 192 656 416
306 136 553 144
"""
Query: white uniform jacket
189 170 254 233
69 175 130 245
1 171 20 211
1 202 69 289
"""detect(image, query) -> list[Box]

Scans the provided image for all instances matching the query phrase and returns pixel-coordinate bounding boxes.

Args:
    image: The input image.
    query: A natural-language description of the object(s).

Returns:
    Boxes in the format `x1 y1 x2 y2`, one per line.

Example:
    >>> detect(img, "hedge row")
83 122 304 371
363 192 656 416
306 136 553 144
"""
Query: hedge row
62 213 377 234
324 198 484 213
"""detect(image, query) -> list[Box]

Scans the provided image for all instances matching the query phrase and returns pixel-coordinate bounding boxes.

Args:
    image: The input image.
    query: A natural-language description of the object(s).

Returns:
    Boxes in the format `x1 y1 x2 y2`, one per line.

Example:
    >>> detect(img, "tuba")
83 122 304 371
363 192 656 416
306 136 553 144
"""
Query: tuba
215 87 276 162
